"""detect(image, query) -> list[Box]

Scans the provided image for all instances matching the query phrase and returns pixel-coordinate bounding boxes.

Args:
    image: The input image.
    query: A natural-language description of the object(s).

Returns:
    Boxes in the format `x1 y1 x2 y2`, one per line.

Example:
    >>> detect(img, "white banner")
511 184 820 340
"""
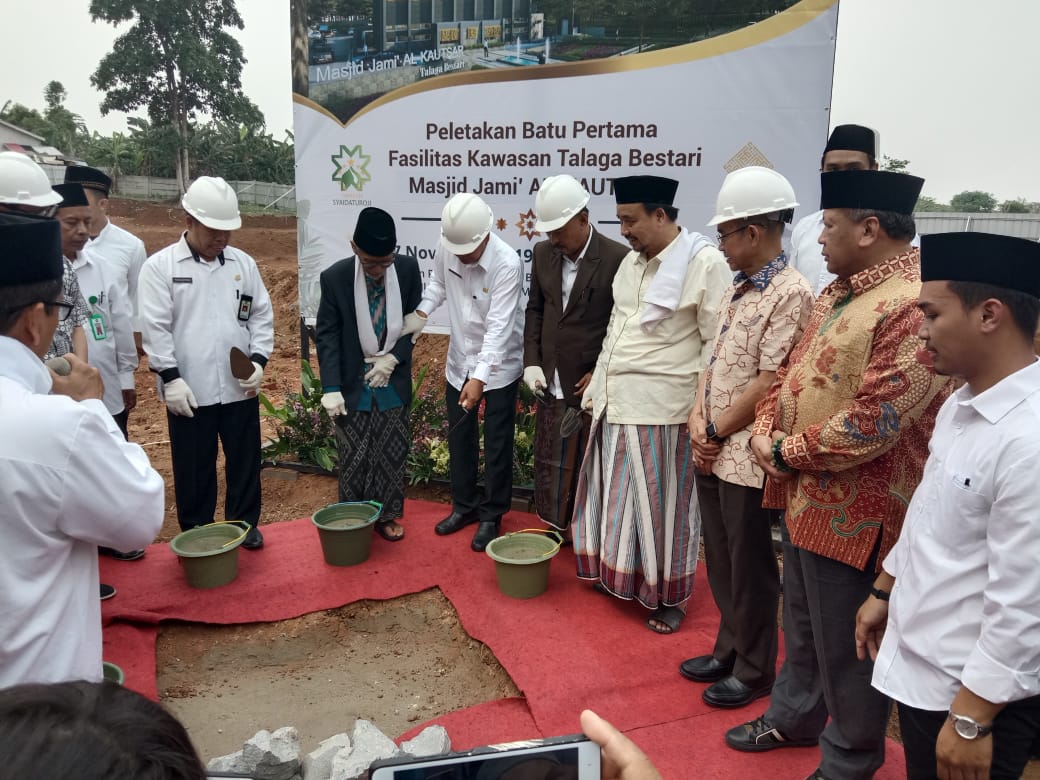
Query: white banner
293 0 839 331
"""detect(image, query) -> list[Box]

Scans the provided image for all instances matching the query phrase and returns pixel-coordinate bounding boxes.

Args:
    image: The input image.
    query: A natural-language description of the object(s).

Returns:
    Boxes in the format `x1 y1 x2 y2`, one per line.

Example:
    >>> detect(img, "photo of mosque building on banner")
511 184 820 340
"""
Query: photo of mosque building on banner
290 0 838 333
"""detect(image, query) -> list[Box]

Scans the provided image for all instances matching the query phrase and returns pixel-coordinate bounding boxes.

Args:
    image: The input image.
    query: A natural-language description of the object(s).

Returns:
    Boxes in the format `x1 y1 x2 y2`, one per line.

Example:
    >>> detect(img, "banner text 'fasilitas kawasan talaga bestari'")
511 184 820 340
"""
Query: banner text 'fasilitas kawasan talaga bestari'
291 0 839 328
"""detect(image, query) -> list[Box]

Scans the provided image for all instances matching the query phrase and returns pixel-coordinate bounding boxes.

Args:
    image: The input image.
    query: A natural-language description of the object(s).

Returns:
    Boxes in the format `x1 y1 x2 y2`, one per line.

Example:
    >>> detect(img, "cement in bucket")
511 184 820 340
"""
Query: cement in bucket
312 501 382 566
169 522 247 589
102 661 124 685
485 529 563 599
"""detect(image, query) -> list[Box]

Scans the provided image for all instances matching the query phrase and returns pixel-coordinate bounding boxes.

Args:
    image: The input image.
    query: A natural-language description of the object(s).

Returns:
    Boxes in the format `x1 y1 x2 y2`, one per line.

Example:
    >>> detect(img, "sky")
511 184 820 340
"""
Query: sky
1 0 1037 203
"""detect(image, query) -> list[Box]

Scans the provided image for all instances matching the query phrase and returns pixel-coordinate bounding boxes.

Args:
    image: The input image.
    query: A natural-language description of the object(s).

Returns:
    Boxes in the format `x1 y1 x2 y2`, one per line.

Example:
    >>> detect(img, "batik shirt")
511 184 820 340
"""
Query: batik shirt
753 248 953 570
703 253 813 488
44 258 90 361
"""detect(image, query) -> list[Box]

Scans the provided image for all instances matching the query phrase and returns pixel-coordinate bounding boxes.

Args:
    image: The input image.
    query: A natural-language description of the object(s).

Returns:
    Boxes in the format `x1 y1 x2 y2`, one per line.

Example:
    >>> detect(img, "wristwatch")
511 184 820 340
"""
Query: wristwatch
705 421 726 444
948 712 993 739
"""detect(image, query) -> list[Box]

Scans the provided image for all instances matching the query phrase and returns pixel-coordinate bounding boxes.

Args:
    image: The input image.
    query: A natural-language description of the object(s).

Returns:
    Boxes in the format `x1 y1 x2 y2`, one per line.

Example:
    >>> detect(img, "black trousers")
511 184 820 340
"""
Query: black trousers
167 398 262 532
765 520 889 779
112 409 129 440
696 473 779 688
899 697 1040 780
445 379 518 524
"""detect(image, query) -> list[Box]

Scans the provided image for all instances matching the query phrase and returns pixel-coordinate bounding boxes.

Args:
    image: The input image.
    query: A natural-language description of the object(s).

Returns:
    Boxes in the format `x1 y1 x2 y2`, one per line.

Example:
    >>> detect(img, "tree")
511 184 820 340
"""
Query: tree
949 190 997 213
914 195 948 213
880 156 910 173
999 198 1032 213
89 0 264 193
41 81 87 158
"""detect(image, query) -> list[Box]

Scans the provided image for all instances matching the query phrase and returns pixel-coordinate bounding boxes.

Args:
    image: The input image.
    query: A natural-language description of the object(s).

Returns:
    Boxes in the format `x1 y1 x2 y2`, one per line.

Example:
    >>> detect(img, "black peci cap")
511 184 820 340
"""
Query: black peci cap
613 175 679 206
0 215 63 285
820 170 924 215
64 165 112 196
52 183 90 209
921 232 1040 298
824 124 878 158
353 207 397 257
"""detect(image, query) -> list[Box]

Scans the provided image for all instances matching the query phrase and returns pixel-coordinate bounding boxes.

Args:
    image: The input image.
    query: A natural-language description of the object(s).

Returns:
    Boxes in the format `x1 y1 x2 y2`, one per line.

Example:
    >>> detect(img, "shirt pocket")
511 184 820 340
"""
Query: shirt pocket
927 470 989 550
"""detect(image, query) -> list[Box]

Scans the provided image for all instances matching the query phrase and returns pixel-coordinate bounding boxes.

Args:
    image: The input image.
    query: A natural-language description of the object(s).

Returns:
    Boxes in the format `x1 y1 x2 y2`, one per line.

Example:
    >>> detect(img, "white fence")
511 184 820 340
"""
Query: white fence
41 164 296 212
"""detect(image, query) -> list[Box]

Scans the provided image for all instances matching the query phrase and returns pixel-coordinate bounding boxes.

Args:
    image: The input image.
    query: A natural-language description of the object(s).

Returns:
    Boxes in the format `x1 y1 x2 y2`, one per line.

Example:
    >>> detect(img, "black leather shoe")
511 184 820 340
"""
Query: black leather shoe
725 715 819 752
435 511 478 536
242 526 264 550
679 654 733 683
470 521 500 552
703 675 773 708
99 547 146 561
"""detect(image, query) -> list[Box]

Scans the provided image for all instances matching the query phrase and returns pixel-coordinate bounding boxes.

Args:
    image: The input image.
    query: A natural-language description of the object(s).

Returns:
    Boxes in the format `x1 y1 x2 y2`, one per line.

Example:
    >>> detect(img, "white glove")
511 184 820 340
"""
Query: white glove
523 365 547 395
581 391 594 412
364 354 399 388
238 361 264 393
321 391 346 417
401 311 428 344
164 378 198 418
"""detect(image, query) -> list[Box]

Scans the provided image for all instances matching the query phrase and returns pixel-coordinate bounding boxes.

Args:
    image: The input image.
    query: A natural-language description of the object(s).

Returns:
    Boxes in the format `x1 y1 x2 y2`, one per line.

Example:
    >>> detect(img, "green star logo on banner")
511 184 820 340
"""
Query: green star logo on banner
331 145 372 192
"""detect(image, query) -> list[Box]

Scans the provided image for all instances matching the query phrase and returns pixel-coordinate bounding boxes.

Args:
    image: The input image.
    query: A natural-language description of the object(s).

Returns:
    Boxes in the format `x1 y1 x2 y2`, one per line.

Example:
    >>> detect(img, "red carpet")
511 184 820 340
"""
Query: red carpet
101 500 906 778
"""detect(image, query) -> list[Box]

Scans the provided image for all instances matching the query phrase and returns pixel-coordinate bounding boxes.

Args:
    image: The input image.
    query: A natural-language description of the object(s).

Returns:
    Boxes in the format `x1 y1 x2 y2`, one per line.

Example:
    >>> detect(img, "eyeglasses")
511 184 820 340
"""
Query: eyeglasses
46 301 75 321
716 225 751 245
0 300 74 321
359 257 395 269
716 223 769 245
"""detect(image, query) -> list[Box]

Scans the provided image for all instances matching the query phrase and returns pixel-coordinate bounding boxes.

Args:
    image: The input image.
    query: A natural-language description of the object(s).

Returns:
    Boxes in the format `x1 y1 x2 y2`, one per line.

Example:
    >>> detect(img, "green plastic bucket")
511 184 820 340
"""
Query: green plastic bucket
312 501 382 566
485 529 563 599
169 522 248 589
102 661 124 685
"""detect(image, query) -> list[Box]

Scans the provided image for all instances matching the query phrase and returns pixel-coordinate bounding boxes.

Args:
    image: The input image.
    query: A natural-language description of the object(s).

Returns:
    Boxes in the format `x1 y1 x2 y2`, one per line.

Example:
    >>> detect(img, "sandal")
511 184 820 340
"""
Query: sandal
374 518 405 542
647 605 686 634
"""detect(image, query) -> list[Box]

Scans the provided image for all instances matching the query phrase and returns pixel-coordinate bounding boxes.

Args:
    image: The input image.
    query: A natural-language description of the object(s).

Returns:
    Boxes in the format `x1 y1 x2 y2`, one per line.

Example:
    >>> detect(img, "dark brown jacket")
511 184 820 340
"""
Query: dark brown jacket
523 228 628 407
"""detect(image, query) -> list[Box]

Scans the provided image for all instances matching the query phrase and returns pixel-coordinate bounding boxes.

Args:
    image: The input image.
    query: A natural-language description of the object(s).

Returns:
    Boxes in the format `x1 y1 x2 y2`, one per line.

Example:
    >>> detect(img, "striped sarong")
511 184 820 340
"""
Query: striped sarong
573 418 699 609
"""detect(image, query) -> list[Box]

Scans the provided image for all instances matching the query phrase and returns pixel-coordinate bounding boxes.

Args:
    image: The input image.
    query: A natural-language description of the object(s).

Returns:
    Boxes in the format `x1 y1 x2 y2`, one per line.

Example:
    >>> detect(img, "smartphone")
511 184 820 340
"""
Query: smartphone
369 733 600 780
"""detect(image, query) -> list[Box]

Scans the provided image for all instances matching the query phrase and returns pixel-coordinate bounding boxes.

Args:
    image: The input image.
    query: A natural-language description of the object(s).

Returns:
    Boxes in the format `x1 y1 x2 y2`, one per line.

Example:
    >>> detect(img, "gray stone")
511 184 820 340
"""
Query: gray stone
400 725 451 758
241 727 302 780
329 720 399 780
304 733 352 780
207 749 250 774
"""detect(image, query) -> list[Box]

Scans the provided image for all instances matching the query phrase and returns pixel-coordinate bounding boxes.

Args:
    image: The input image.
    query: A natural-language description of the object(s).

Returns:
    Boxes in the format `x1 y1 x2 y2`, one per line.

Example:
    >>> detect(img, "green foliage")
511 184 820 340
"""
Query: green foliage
999 198 1035 214
950 190 997 213
89 0 263 187
881 156 910 173
406 371 538 487
259 360 337 472
914 195 948 213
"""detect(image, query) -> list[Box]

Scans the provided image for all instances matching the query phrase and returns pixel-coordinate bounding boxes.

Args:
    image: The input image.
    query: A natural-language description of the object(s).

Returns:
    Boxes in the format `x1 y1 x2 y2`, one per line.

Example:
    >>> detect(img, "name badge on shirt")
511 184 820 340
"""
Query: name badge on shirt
89 312 107 341
173 276 193 284
238 294 253 322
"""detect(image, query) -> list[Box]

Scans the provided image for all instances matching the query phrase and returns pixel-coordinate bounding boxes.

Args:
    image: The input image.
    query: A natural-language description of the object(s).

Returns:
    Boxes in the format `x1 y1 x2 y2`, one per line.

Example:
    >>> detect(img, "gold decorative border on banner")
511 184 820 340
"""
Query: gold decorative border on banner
293 0 837 129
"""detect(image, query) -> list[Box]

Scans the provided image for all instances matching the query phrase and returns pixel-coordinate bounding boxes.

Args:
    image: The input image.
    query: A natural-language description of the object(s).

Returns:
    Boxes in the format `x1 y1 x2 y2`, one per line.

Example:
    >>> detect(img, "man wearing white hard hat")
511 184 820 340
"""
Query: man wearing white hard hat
0 152 90 370
138 176 274 549
681 167 813 709
522 174 627 534
415 192 524 552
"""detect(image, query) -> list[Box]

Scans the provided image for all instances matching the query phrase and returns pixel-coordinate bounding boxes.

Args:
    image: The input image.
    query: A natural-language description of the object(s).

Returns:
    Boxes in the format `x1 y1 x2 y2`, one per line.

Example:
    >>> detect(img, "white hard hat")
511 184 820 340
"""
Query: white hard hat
441 192 493 255
533 174 590 232
181 176 242 230
707 166 799 227
0 152 62 208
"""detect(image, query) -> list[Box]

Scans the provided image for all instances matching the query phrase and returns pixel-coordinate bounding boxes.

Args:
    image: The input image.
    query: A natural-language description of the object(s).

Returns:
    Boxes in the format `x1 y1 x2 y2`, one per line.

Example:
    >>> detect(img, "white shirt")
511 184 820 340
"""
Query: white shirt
71 247 137 415
873 359 1040 709
789 211 835 294
586 230 731 425
549 225 594 399
0 336 164 687
91 219 148 332
791 210 921 295
138 234 274 406
418 232 524 391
